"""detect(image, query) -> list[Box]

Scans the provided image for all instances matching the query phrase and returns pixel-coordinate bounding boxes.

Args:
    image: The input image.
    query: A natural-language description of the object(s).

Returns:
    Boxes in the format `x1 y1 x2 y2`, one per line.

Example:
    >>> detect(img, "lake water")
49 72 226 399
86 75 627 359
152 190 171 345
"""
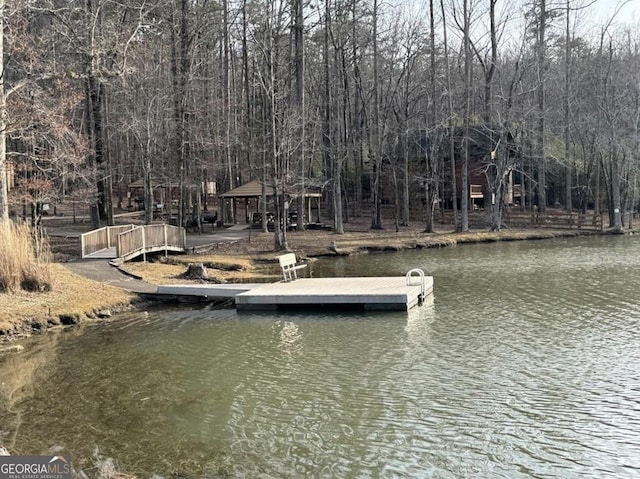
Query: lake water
1 235 640 478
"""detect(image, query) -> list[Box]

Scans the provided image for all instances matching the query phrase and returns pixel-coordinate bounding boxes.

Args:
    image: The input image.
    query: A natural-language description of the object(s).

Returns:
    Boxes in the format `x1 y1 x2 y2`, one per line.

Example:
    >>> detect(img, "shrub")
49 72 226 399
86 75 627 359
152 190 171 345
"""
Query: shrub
0 221 52 293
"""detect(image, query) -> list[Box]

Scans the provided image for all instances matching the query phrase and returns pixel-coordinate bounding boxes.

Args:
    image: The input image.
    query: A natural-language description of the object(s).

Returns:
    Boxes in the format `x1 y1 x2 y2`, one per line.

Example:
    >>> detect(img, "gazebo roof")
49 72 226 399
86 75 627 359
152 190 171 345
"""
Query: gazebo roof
219 180 321 198
219 180 275 198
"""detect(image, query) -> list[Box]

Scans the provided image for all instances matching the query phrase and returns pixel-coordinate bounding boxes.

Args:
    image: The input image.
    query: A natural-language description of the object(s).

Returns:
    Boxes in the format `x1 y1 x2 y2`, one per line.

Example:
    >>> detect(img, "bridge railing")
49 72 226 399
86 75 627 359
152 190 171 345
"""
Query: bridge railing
80 225 136 258
117 224 186 262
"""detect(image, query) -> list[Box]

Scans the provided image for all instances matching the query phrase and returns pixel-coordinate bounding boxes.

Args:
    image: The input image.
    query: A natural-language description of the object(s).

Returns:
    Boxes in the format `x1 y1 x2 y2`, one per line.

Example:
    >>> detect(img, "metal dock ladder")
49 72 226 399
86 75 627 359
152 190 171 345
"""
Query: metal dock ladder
406 268 427 305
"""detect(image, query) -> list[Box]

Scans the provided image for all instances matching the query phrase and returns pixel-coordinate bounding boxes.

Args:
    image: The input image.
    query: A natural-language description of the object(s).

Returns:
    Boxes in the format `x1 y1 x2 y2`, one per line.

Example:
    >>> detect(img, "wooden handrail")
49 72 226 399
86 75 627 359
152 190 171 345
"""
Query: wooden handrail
117 224 186 262
80 225 136 258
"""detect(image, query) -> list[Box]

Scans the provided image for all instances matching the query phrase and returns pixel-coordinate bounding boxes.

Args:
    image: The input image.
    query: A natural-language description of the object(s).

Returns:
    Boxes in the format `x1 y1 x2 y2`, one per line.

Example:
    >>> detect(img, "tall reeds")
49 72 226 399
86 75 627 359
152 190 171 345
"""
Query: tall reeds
0 221 51 293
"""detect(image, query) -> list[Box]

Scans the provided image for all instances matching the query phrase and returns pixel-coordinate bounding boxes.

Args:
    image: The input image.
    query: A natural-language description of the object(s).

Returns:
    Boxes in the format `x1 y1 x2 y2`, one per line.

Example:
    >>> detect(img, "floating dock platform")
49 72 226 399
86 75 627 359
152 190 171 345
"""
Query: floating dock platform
156 274 433 311
235 276 432 311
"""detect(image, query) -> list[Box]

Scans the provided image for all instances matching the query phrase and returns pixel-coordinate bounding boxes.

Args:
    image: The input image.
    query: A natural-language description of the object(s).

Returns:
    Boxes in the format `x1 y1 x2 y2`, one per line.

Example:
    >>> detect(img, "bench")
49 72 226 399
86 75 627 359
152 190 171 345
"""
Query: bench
278 253 307 282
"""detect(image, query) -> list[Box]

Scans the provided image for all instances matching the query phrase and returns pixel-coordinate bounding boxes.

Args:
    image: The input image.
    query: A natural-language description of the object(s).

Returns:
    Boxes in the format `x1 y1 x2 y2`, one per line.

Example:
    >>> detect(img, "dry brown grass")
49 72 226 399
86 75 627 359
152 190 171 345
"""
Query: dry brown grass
0 264 133 336
0 222 52 293
119 254 278 285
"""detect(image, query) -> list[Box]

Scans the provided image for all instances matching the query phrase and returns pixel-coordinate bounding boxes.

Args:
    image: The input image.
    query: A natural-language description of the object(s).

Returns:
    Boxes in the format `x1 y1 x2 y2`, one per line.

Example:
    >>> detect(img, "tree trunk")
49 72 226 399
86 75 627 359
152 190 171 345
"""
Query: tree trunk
461 0 471 232
440 0 458 230
0 0 7 221
537 0 547 212
610 151 622 232
88 76 111 224
143 156 152 225
267 19 285 250
293 0 305 231
564 0 572 212
334 166 344 233
370 0 382 230
352 0 363 216
223 0 234 223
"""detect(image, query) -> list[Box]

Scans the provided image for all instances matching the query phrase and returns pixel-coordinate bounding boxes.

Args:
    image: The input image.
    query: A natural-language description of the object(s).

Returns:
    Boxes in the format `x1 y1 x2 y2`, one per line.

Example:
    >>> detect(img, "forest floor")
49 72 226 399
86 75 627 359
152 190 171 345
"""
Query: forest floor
0 214 609 344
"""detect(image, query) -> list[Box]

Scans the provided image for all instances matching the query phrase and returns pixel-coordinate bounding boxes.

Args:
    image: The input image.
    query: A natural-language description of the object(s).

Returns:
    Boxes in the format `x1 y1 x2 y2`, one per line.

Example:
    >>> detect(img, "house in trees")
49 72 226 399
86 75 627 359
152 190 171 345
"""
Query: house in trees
415 126 522 211
219 180 322 226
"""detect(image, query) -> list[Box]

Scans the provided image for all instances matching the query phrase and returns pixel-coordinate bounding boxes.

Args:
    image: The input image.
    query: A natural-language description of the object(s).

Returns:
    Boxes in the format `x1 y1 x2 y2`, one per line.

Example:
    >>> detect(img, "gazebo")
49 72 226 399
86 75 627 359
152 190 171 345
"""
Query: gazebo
218 180 321 225
126 179 181 211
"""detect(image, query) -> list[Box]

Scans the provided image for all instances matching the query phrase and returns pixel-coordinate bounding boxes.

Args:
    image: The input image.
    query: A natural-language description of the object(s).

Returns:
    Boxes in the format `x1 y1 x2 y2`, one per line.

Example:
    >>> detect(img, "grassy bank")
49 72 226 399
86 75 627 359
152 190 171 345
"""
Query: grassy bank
0 222 135 341
0 264 134 340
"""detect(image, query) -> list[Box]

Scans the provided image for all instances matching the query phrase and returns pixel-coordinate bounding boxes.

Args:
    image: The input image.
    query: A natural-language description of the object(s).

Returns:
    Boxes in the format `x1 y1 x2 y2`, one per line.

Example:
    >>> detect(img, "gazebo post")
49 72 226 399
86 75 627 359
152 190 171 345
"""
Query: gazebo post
221 199 226 225
232 198 237 224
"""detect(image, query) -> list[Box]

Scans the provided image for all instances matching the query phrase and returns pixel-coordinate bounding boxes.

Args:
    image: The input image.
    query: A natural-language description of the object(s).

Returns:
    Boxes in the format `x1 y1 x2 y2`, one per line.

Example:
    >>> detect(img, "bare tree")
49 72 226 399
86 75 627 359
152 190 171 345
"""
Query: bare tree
461 0 471 232
0 0 7 221
370 0 382 229
441 0 458 231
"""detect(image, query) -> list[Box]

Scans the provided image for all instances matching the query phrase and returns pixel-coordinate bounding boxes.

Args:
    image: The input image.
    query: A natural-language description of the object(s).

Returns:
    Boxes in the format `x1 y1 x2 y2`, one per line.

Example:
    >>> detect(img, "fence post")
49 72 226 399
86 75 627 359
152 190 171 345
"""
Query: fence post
164 224 168 258
142 226 147 262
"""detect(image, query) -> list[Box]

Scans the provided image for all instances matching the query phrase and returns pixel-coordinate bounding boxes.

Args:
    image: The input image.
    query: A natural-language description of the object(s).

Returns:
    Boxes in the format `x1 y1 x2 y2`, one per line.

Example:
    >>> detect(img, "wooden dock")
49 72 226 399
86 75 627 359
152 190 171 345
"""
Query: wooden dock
155 275 433 311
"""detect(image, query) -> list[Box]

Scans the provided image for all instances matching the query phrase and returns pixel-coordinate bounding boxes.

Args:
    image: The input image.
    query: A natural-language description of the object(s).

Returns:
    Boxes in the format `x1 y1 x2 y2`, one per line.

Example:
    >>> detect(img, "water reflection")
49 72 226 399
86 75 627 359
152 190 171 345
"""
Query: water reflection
1 236 640 477
274 320 304 356
0 331 62 452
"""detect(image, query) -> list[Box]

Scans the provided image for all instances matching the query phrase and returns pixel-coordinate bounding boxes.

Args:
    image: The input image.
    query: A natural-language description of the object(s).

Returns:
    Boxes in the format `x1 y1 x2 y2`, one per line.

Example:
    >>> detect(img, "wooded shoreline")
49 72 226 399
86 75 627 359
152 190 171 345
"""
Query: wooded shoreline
0 226 622 344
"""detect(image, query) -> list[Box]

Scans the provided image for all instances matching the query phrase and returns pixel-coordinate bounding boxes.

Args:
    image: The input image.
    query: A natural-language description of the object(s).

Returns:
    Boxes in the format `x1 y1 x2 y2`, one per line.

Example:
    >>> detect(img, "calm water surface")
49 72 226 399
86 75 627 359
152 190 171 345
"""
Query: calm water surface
1 235 640 478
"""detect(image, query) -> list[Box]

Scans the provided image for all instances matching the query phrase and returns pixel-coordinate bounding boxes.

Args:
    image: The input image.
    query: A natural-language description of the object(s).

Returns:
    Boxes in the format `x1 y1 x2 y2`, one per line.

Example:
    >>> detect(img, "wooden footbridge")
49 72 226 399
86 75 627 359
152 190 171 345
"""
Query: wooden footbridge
80 224 186 262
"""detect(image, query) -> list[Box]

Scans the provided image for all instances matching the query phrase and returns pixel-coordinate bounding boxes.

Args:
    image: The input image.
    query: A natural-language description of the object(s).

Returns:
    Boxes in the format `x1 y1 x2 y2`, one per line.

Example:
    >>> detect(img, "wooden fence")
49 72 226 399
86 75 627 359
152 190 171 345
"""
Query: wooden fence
426 208 604 231
503 209 604 231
